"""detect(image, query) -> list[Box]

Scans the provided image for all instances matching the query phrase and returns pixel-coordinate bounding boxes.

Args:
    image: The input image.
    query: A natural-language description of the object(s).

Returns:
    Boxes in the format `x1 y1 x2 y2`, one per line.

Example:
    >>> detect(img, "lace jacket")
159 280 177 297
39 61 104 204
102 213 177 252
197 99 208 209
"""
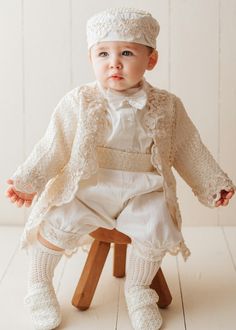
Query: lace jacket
12 81 235 248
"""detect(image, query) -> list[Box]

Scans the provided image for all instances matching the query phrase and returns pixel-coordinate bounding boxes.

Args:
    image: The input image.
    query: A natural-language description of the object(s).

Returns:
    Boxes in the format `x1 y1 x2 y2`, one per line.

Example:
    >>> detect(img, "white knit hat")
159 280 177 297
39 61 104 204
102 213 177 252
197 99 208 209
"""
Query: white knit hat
86 8 160 49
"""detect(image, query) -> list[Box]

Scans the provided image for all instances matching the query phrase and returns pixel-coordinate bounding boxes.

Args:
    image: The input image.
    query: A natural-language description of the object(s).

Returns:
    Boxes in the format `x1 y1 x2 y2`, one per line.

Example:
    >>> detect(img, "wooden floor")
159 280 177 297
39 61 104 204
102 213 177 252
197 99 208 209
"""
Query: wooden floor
0 226 236 330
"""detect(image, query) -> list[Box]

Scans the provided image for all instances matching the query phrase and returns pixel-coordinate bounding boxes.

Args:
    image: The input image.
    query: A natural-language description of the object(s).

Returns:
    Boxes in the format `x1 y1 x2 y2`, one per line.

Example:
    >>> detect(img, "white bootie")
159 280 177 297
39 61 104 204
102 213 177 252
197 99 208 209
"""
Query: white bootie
24 283 61 330
125 286 162 330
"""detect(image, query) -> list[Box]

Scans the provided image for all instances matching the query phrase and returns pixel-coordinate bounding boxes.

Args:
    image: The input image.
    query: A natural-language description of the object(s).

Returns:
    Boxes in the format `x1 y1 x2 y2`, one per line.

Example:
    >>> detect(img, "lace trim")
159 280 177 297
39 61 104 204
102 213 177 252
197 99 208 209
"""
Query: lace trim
132 239 191 262
143 85 183 230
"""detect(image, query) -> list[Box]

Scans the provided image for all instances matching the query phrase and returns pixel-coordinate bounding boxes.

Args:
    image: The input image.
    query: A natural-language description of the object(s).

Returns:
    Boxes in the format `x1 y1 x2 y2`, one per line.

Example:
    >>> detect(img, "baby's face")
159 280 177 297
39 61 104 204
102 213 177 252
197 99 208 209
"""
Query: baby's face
90 41 157 91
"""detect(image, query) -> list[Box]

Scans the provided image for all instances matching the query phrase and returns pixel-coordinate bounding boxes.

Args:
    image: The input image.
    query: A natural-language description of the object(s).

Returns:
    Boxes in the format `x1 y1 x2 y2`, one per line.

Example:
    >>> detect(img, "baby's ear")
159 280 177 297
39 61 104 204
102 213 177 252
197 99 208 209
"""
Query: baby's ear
147 50 158 70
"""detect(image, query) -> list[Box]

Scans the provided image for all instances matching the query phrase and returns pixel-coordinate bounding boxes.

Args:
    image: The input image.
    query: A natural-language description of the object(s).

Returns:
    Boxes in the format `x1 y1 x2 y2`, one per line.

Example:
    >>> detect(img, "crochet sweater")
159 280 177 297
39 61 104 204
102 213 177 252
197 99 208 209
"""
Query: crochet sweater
12 81 235 249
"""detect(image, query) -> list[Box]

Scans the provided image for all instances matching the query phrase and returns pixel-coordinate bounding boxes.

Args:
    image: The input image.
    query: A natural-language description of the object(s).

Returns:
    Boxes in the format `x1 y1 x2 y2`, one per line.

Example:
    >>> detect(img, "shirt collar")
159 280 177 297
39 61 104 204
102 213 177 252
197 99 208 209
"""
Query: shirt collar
97 79 148 110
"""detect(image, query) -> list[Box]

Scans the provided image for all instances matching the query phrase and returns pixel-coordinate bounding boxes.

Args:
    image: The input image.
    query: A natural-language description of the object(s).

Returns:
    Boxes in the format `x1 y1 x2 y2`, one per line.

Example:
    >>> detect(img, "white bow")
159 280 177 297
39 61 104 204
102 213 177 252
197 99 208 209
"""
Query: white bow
106 88 147 110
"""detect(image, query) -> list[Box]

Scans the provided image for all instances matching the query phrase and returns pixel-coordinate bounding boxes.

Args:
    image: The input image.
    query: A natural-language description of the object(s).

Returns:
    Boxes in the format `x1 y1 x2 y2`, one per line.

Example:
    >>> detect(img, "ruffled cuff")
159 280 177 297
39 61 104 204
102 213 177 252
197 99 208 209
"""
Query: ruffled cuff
194 174 236 208
11 167 46 194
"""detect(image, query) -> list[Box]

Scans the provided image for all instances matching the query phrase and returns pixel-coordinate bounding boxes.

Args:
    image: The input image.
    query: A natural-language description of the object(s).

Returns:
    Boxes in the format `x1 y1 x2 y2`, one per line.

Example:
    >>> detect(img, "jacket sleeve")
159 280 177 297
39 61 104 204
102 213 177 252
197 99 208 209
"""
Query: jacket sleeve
11 89 79 195
173 96 235 207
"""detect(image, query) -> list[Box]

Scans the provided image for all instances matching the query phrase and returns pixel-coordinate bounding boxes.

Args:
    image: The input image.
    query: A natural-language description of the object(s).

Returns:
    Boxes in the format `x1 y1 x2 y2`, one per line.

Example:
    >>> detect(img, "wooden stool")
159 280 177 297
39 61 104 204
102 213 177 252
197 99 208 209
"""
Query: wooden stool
72 228 172 311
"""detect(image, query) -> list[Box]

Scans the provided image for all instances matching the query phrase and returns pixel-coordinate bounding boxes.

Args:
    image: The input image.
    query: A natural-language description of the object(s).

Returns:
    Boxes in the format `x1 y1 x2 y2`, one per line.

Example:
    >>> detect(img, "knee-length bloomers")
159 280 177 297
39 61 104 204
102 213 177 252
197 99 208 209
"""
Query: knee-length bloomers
39 167 183 259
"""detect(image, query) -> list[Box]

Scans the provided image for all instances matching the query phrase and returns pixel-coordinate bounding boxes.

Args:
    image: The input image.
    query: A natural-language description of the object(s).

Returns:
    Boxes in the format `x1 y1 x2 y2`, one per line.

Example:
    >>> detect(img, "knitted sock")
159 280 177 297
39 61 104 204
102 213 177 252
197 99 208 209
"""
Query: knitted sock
25 241 63 330
28 240 63 290
125 247 162 291
124 247 164 330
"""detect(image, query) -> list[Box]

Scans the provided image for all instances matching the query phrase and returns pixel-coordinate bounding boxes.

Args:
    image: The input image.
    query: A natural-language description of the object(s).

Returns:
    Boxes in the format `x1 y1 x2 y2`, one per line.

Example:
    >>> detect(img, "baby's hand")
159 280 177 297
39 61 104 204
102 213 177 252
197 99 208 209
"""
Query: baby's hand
215 189 235 207
5 179 36 208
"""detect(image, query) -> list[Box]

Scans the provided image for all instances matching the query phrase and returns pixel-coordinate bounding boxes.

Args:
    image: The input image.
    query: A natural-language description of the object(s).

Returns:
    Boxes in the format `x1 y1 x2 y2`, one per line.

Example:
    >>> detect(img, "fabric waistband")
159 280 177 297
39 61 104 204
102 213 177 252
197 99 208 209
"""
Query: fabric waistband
97 146 157 173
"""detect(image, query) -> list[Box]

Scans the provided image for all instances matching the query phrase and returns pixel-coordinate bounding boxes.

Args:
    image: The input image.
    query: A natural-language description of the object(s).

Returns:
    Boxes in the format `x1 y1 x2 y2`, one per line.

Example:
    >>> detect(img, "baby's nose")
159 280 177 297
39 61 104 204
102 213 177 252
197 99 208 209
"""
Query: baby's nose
110 59 122 69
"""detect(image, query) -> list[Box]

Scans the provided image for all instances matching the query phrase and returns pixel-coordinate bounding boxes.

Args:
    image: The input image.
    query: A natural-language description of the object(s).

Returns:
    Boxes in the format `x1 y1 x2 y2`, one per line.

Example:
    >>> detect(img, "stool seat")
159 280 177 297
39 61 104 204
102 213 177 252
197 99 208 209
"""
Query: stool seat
90 227 131 244
72 228 172 311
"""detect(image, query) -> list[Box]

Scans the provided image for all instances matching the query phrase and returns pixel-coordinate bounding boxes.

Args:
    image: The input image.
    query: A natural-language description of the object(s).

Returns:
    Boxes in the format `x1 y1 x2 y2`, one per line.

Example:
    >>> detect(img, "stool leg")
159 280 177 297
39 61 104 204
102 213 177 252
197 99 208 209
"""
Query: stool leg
72 240 111 310
150 268 172 308
113 243 127 278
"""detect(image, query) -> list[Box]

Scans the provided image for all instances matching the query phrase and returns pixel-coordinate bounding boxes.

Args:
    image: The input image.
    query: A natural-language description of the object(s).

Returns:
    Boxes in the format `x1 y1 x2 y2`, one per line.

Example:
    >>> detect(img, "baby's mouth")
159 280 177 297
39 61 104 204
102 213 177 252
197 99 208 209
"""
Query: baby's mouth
110 74 124 80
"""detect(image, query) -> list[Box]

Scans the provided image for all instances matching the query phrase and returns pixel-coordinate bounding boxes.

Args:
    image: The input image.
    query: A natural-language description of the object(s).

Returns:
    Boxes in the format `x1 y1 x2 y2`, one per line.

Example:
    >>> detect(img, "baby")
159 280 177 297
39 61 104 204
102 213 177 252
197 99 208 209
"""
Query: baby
5 7 235 330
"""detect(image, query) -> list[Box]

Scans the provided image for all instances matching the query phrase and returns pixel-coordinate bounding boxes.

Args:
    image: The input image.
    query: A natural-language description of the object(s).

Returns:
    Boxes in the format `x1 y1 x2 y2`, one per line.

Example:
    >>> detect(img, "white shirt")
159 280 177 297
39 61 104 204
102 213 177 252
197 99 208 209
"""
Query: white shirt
98 81 153 153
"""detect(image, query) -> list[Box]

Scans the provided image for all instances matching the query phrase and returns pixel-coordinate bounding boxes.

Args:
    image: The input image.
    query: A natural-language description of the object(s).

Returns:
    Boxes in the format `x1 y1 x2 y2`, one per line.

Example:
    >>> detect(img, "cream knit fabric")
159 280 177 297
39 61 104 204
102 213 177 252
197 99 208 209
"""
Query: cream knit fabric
97 146 154 172
125 247 163 290
28 241 62 288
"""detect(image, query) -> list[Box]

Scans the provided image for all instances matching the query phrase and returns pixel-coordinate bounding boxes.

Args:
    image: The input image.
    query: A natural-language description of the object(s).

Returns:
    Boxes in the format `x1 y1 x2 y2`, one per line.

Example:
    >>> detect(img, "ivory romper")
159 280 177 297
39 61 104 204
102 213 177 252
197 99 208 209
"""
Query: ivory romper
39 84 184 257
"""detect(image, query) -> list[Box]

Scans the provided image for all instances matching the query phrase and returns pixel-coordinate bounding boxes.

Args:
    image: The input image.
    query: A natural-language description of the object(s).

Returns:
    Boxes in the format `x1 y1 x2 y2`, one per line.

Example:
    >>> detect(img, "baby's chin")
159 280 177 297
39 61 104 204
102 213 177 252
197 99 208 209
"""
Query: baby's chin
102 80 141 92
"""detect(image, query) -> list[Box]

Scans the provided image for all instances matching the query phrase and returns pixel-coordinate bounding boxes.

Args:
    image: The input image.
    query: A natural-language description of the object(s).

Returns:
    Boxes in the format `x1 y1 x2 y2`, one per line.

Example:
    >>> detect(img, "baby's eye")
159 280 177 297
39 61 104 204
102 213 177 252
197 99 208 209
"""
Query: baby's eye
122 50 134 56
98 51 109 57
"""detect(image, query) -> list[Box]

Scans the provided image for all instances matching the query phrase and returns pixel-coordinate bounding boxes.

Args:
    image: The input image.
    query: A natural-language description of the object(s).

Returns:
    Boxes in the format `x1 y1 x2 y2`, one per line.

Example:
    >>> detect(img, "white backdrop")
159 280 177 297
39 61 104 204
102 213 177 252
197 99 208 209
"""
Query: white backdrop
0 0 235 226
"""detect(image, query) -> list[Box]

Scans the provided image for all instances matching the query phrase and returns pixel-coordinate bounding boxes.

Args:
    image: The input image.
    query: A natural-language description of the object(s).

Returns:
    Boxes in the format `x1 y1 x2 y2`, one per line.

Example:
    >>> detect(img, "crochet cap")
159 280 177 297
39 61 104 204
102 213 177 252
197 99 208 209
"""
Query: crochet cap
86 8 160 49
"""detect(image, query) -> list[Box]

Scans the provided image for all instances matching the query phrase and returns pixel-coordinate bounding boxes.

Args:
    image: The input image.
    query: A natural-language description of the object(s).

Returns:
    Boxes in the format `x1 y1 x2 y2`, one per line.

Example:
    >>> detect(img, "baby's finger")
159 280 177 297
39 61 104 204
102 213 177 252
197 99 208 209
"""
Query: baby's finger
222 199 229 206
215 199 223 207
25 200 32 208
225 190 234 199
10 194 18 203
5 189 13 197
7 179 14 185
16 199 24 208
